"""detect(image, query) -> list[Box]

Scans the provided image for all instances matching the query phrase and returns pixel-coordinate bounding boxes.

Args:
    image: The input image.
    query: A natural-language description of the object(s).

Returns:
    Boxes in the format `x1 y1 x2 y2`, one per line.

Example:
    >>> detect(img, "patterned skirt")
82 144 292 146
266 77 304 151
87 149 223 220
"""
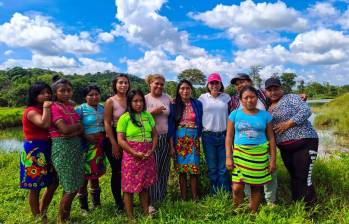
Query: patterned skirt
232 142 271 186
122 141 156 193
51 137 84 193
175 127 200 174
19 140 55 189
82 134 107 180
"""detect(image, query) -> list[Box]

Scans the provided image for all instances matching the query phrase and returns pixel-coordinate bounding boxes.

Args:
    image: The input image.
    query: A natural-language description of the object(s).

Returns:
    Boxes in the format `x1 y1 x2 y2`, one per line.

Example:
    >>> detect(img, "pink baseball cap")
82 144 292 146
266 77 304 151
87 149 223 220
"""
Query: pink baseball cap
207 73 222 83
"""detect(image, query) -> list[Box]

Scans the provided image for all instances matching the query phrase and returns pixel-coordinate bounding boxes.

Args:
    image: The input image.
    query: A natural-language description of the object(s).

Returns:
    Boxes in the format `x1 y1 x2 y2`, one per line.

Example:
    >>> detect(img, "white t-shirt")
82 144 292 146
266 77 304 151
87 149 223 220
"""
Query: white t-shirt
198 92 231 132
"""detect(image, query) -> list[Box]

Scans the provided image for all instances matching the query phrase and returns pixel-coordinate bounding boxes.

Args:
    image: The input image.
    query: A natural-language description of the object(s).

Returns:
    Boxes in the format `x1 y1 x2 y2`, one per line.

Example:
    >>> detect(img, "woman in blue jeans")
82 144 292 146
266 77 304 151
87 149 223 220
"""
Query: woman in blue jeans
198 73 231 193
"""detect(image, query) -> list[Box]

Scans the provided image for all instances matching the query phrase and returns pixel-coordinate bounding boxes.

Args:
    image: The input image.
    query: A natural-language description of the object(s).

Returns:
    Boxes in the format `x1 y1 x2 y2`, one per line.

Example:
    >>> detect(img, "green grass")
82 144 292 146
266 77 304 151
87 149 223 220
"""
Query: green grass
314 93 349 147
0 107 24 129
1 151 349 223
314 93 349 134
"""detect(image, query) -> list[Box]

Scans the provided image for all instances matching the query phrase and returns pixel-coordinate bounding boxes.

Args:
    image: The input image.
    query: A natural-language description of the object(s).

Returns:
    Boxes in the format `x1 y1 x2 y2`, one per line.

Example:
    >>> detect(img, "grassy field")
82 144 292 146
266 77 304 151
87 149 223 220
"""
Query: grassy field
1 150 349 223
314 93 349 146
0 107 23 129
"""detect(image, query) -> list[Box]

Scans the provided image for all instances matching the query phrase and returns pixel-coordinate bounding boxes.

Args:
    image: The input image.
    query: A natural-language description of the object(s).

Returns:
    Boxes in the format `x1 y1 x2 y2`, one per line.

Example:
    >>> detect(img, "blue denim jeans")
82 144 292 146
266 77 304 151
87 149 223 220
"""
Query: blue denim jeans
202 131 231 193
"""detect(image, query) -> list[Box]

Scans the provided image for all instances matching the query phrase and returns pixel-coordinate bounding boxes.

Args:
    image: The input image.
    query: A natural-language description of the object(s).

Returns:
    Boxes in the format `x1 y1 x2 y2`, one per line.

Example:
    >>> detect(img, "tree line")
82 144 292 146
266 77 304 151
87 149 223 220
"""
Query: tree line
0 67 348 107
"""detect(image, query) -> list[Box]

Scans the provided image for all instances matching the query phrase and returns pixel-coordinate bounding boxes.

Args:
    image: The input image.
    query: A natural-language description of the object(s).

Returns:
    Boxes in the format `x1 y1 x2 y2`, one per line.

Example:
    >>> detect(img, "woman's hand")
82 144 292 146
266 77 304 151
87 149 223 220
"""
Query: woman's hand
169 146 176 158
111 142 122 159
43 101 52 108
268 159 276 173
144 149 155 158
273 120 294 134
134 151 146 159
150 106 166 115
85 134 99 144
226 157 234 171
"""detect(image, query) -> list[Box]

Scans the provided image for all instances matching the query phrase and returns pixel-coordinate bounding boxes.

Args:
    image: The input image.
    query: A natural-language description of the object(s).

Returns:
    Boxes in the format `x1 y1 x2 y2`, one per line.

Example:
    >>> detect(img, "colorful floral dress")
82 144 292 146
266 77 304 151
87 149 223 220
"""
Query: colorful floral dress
175 102 200 174
116 112 157 193
20 106 55 189
75 103 106 180
49 102 84 193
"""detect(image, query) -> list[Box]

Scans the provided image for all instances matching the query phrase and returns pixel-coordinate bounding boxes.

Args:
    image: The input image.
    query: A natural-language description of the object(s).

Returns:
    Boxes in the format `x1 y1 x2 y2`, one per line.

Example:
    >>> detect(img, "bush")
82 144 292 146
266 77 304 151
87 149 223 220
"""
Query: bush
0 107 23 129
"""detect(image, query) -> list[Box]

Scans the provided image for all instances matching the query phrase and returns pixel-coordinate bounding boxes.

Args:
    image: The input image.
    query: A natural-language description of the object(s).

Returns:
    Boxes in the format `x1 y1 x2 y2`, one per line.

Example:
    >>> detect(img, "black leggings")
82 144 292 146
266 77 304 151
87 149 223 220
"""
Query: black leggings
103 138 123 209
278 138 318 204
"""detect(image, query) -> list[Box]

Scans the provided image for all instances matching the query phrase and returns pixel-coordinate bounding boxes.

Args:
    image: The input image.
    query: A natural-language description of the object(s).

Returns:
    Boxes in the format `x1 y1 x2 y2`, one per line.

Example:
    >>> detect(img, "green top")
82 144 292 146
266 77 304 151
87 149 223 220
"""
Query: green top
116 111 155 142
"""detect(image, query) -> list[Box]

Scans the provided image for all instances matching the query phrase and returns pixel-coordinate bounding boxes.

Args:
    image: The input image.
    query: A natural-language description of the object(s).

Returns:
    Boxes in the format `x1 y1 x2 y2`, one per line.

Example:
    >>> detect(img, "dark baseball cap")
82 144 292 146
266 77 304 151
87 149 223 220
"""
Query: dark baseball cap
265 77 282 89
230 73 252 85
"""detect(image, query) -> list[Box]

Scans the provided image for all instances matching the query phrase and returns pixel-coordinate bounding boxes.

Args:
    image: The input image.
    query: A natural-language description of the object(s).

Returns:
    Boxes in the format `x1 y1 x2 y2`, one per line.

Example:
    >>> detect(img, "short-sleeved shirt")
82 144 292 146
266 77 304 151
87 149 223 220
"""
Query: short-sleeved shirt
75 103 105 135
198 92 231 132
116 111 155 142
22 106 49 141
49 102 80 138
145 93 170 134
229 109 272 145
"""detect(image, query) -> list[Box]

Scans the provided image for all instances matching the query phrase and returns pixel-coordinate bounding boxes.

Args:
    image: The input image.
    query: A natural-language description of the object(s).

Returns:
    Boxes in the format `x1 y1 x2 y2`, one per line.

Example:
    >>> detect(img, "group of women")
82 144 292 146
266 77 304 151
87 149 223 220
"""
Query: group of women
19 72 318 222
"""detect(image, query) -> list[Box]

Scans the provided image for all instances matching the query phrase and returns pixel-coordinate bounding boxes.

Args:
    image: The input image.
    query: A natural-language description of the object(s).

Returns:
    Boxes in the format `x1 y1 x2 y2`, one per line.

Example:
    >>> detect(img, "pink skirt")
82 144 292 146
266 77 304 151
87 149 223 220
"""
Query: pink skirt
122 141 157 193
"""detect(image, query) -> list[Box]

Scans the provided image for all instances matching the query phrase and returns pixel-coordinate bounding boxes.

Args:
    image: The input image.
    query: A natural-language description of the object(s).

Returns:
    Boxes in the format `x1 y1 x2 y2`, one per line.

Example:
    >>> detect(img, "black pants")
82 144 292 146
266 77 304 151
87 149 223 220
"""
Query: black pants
103 138 123 209
278 138 318 204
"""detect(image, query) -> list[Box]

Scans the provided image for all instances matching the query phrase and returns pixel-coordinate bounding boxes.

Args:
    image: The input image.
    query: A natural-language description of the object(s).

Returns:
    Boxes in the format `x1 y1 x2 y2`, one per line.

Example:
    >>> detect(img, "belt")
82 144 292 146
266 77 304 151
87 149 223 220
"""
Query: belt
203 130 226 136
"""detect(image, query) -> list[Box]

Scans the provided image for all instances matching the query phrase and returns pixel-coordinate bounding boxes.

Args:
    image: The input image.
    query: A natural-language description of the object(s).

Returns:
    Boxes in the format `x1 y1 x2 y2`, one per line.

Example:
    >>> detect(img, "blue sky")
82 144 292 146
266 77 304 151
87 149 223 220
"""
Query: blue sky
1 0 349 85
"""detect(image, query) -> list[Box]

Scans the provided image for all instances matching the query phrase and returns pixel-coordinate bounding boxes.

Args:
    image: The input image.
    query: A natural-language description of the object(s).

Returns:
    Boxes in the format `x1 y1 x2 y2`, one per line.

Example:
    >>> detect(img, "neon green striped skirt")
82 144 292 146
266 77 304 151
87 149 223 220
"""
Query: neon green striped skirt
232 142 271 186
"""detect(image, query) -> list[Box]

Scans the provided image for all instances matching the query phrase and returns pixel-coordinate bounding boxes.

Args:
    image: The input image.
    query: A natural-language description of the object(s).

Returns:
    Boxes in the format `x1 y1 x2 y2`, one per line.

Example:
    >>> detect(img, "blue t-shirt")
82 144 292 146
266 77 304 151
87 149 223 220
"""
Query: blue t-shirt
228 109 272 145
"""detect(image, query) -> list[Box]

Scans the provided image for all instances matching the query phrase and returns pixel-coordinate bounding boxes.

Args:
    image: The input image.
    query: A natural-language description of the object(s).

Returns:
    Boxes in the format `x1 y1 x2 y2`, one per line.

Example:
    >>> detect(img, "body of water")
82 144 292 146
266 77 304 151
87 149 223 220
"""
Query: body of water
0 101 347 156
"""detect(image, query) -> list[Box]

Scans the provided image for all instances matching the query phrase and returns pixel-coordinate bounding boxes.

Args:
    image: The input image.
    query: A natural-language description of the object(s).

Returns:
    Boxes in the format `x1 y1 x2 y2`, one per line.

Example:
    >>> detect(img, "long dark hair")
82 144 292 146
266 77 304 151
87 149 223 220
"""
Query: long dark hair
51 77 73 101
82 84 101 97
126 89 146 127
27 82 52 107
175 79 193 127
239 86 258 99
112 74 130 95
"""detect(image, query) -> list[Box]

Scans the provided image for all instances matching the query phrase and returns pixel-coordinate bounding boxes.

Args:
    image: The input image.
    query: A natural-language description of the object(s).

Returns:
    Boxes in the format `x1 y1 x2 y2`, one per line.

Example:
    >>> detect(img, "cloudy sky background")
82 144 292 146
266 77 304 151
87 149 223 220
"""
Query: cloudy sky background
1 0 349 85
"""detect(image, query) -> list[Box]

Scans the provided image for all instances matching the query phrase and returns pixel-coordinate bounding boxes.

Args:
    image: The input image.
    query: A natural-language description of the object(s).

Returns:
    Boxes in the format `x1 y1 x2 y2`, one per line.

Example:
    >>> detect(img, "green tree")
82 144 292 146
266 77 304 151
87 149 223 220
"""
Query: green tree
297 80 305 93
280 72 297 93
249 65 263 89
178 68 206 85
165 81 178 98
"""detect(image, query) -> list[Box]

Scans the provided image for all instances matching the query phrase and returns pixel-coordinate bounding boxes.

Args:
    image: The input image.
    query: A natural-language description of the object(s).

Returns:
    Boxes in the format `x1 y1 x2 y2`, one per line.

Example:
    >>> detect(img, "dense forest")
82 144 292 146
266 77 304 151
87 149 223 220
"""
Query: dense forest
0 67 348 107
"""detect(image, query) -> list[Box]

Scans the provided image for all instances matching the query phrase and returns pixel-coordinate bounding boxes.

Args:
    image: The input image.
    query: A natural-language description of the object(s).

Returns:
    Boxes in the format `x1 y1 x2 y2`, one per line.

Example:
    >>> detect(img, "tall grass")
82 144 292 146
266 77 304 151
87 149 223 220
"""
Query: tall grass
314 93 349 133
1 151 349 223
0 107 23 129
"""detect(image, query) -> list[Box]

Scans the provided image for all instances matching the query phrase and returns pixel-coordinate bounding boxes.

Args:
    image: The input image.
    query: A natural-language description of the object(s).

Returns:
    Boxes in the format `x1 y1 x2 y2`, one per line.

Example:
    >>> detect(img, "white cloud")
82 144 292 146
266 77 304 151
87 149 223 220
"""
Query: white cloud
190 0 308 48
125 50 236 77
0 13 100 55
290 28 349 53
338 8 349 29
32 54 77 68
0 55 117 75
233 45 290 68
191 0 308 32
308 2 339 17
113 0 206 57
98 32 114 43
0 58 32 70
4 50 13 56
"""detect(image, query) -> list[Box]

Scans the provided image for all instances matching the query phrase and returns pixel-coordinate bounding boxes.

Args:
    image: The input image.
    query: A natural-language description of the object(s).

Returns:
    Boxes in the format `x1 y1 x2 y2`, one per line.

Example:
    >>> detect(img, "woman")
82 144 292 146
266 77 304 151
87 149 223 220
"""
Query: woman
49 78 84 223
117 89 158 219
20 82 58 223
145 74 171 212
75 84 107 212
168 79 203 201
198 73 231 194
104 74 130 211
225 86 276 213
265 77 318 204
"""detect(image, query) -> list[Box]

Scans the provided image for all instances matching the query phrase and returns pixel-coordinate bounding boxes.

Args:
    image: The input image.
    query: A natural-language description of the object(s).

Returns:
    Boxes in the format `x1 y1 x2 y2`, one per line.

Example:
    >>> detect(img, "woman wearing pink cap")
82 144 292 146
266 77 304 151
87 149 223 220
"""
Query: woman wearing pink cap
198 73 231 194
